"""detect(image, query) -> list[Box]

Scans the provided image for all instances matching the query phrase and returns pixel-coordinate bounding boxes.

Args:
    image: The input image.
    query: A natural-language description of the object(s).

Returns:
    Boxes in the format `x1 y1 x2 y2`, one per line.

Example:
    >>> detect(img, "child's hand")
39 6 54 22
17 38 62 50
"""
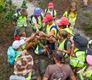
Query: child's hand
39 31 46 37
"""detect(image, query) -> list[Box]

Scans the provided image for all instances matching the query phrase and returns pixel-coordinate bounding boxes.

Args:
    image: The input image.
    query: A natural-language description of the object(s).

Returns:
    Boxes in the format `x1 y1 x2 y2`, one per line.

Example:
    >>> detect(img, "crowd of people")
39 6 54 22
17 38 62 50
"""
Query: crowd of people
7 1 92 80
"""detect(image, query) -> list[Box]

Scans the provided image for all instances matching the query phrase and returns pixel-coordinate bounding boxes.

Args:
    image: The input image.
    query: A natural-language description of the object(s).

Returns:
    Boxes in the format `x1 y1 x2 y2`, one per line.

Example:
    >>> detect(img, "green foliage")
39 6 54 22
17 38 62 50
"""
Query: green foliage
6 0 12 5
38 0 47 9
0 5 4 12
0 0 15 20
0 0 16 41
0 0 5 12
0 0 5 6
21 0 27 9
83 11 92 17
4 10 14 21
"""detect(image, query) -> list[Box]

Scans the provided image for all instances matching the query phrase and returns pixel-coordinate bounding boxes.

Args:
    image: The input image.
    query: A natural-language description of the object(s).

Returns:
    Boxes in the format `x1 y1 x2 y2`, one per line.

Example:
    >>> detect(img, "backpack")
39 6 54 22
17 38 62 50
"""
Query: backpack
30 14 43 24
50 66 65 80
64 39 71 50
60 39 71 58
29 15 43 31
7 46 16 64
63 39 71 63
50 25 59 35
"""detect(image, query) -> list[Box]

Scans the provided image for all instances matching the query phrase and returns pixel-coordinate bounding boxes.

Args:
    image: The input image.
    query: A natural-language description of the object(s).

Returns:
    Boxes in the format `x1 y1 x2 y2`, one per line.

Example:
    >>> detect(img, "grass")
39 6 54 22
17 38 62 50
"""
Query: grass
0 4 15 80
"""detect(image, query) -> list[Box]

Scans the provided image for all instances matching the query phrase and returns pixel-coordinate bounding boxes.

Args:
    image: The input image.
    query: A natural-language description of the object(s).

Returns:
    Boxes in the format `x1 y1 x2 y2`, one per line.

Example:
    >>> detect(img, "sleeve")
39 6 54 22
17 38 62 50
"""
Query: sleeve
44 65 50 78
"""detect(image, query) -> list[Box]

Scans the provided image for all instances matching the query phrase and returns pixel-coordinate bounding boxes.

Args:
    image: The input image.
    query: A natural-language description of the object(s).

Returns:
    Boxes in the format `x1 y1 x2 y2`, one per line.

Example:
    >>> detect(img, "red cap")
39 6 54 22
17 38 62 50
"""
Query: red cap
14 35 20 40
60 17 69 26
48 2 54 8
43 14 53 23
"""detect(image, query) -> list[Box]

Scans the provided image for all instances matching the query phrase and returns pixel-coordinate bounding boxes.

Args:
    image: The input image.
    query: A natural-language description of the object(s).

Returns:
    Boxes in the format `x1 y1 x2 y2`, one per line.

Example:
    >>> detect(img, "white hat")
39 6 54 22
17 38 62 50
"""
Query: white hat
12 40 25 49
19 39 25 45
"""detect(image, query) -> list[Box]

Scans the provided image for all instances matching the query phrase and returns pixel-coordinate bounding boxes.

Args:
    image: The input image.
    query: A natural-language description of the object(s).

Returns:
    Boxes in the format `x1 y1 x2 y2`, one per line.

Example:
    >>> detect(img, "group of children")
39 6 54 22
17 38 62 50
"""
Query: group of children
7 1 92 80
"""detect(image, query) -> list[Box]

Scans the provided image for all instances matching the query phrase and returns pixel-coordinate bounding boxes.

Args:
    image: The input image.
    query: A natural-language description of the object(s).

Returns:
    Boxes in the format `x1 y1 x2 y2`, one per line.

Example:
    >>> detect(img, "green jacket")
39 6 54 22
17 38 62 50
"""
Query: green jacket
70 48 86 68
30 14 43 31
17 15 27 28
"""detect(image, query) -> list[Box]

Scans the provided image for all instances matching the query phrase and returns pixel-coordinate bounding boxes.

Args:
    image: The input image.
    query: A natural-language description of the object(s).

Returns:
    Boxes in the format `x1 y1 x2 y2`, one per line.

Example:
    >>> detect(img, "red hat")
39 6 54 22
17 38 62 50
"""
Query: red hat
43 14 53 23
48 2 54 8
60 17 69 26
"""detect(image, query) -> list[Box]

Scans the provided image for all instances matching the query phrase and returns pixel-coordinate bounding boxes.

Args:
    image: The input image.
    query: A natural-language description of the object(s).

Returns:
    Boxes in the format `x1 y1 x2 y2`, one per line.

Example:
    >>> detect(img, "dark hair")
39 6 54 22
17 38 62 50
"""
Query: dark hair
61 30 68 39
67 1 77 15
53 52 63 61
21 8 28 17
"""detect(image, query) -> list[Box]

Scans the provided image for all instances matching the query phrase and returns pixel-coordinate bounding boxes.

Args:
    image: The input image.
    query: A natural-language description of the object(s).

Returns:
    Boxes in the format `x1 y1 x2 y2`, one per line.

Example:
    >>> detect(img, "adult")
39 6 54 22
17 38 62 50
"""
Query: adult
9 50 34 80
43 52 76 80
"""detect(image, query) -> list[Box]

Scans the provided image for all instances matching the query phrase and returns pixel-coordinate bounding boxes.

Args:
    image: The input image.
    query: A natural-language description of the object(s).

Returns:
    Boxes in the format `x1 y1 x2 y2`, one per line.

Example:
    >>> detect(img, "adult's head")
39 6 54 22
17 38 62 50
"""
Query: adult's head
73 34 88 51
48 2 54 9
53 52 63 63
34 7 42 16
43 14 53 25
12 40 25 50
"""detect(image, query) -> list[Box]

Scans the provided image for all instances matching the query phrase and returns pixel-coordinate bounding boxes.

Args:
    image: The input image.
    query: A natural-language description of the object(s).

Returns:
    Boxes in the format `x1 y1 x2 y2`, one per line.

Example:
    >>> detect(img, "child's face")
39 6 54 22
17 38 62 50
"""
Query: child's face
47 21 52 25
70 8 76 12
49 8 53 10
71 2 77 11
21 32 26 37
21 10 28 16
71 2 76 7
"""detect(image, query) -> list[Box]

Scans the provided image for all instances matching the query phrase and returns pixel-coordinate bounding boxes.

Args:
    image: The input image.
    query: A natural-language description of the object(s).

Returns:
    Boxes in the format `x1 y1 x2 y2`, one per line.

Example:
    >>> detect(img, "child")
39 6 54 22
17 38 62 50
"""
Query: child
45 2 57 19
63 1 77 30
